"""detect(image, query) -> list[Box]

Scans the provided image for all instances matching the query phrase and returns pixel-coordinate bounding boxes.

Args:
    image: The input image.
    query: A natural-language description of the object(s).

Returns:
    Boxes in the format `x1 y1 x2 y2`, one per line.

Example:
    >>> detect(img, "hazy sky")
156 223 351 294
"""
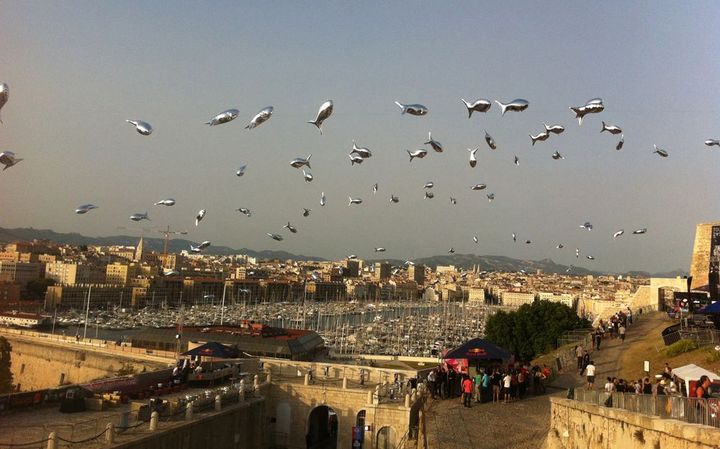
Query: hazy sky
2 1 720 272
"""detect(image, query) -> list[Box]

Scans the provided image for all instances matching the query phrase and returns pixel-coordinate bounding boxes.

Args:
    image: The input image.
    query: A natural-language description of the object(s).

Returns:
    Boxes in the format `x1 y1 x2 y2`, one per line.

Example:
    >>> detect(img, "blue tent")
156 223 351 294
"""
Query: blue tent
443 338 512 361
698 301 720 314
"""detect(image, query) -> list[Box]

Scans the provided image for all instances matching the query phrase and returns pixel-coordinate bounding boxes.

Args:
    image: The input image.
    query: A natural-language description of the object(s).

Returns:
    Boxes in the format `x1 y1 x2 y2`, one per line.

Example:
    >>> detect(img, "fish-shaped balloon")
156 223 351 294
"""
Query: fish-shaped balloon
575 248 580 258
424 191 434 199
450 197 457 205
616 135 624 151
468 148 478 168
424 181 434 189
206 109 240 126
351 141 373 158
347 254 358 260
653 144 669 157
586 255 595 260
163 269 180 276
512 233 517 242
154 198 175 206
0 151 23 170
237 208 252 217
267 233 284 241
290 154 312 168
569 98 604 125
632 228 647 235
236 164 247 177
580 222 593 231
130 212 150 221
473 236 479 244
543 123 565 135
425 132 443 152
705 139 720 147
308 100 334 134
556 244 564 249
407 149 428 162
374 247 386 252
126 120 153 136
613 229 624 239
552 151 564 160
525 240 532 245
75 204 98 214
245 106 273 129
189 244 201 253
514 155 519 166
495 99 529 115
373 183 378 194
461 98 491 118
348 197 363 206
471 184 487 191
390 194 399 203
284 222 298 233
302 208 311 217
448 248 455 254
349 154 364 165
486 193 495 202
601 121 622 134
530 131 550 145
395 101 428 116
0 83 8 123
195 209 206 226
302 170 314 182
485 131 497 150
198 240 211 249
320 192 326 206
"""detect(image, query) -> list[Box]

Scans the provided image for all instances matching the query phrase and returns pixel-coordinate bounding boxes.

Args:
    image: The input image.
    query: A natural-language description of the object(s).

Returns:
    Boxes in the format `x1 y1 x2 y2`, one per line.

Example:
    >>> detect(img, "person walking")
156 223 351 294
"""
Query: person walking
462 375 473 408
618 324 626 343
585 360 596 389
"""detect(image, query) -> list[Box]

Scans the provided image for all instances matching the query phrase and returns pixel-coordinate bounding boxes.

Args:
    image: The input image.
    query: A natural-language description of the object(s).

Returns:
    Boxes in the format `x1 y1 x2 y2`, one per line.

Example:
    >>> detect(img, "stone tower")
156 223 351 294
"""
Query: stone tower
134 237 144 262
689 222 720 295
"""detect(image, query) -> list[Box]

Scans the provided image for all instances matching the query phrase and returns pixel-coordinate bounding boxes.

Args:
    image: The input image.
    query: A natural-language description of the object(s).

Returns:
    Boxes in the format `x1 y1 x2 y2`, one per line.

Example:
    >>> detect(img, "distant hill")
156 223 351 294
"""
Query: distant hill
0 227 685 276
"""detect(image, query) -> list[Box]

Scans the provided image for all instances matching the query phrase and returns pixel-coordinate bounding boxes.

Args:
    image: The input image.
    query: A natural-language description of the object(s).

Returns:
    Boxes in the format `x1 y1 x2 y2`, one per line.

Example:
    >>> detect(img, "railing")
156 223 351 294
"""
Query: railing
572 389 720 428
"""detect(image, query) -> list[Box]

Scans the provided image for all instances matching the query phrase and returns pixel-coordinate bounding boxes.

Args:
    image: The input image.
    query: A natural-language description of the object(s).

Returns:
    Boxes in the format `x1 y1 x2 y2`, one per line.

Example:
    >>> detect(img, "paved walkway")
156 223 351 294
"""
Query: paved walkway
423 313 666 449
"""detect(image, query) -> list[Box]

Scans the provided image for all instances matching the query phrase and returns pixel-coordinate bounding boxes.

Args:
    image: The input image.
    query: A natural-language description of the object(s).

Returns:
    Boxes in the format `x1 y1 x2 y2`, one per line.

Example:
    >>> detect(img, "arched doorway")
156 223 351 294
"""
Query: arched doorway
307 405 338 449
354 410 366 449
376 426 396 449
275 402 291 448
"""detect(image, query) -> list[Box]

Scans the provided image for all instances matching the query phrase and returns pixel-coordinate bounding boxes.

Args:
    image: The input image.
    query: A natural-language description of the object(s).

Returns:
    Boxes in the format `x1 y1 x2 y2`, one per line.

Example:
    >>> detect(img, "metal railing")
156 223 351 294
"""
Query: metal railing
573 389 720 428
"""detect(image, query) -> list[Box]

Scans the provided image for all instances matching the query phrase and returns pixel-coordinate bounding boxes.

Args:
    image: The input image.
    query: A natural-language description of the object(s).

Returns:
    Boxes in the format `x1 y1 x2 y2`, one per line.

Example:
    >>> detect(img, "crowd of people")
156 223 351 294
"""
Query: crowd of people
426 363 553 407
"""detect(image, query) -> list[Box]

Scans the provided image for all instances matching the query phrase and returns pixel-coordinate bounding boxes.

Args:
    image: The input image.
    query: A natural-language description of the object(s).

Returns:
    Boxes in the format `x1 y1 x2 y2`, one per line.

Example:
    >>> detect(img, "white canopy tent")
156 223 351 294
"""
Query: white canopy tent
672 364 720 396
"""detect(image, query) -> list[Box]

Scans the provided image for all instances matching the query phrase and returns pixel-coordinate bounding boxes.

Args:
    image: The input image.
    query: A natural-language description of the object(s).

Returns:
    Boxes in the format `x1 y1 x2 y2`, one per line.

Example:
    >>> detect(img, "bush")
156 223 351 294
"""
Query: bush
663 339 698 357
705 346 720 364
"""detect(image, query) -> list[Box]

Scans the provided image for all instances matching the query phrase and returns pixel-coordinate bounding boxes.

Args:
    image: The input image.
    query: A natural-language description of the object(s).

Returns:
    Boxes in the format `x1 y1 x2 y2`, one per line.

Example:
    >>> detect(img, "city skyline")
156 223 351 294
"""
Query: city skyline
2 1 720 273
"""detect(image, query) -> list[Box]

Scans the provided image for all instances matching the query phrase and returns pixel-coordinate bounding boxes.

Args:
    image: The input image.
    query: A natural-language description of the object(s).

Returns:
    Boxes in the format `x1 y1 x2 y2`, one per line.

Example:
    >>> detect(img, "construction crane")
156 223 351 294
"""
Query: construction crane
158 225 188 257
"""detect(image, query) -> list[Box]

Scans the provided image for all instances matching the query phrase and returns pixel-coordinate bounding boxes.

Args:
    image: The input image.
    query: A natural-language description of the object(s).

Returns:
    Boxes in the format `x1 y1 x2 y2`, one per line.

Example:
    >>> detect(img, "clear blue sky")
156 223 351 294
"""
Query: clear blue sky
2 1 720 272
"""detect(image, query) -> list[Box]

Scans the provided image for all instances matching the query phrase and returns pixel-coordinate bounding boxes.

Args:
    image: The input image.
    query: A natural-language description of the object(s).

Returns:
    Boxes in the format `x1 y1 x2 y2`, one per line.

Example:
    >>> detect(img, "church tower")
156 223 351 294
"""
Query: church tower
134 237 144 262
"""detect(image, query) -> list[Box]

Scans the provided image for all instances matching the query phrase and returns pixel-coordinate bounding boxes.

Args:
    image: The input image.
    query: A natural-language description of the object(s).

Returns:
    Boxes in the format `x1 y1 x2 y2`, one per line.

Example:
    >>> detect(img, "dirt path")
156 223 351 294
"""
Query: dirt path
423 312 667 449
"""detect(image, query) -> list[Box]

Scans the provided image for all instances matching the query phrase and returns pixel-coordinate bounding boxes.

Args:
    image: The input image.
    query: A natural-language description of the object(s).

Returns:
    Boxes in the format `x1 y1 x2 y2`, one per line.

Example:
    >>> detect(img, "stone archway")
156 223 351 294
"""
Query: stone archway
376 426 396 449
307 405 338 449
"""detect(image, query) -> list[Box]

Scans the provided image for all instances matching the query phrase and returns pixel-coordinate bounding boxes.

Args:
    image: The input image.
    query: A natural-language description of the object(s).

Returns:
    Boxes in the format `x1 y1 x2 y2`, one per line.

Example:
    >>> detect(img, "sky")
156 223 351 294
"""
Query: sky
2 1 720 273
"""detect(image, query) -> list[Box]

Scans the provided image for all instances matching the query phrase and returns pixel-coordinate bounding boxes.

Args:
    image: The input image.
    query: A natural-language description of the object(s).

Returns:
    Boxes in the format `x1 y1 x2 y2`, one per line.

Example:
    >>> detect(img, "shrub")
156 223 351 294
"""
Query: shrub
663 339 698 357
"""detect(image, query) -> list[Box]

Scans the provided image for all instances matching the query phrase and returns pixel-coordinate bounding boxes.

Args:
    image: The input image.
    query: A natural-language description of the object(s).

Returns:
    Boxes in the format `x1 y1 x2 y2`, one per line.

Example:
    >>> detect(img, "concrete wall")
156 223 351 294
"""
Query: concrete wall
545 397 720 449
4 334 166 391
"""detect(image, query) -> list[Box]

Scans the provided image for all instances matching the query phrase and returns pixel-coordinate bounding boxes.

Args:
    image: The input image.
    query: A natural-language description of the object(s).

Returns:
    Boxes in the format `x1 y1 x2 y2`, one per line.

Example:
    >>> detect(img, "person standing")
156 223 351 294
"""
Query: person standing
503 371 512 403
585 360 596 389
618 324 626 343
492 369 502 403
481 369 491 403
576 345 584 374
462 375 473 408
473 370 483 403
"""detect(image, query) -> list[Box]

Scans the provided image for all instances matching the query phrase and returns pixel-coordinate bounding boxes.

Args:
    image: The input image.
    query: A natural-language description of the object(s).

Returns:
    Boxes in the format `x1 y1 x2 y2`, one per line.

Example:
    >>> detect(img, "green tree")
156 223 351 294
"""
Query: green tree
25 278 56 301
0 337 13 394
485 300 589 361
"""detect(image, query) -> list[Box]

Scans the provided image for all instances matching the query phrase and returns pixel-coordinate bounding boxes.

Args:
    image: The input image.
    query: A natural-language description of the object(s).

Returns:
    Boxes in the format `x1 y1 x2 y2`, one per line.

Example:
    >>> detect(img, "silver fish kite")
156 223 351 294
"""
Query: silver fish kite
450 197 457 205
189 245 201 253
0 83 8 123
347 254 358 260
512 233 517 242
586 255 595 260
0 151 23 170
351 141 373 158
632 228 647 235
495 99 529 115
308 100 334 134
290 154 312 168
616 135 624 151
198 240 211 249
705 139 720 147
653 144 669 157
575 248 580 258
348 197 363 206
424 181 434 189
580 222 593 231
601 121 622 134
284 222 298 233
302 208 311 217
471 183 487 191
245 106 273 129
206 109 240 126
75 204 98 214
473 236 479 244
486 193 495 202
425 132 443 152
552 151 564 160
543 123 565 135
424 191 434 199
267 233 284 241
390 194 399 203
485 131 497 150
395 101 428 116
407 149 428 162
195 209 206 226
373 183 378 194
569 98 604 125
126 120 153 136
514 155 519 166
613 229 624 239
556 244 564 249
154 198 175 206
525 240 532 245
468 148 478 168
374 247 386 252
461 98 491 117
163 269 180 276
237 208 251 217
302 170 314 182
530 130 550 145
349 154 364 165
320 192 326 206
130 212 150 221
236 164 247 177
448 248 455 254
